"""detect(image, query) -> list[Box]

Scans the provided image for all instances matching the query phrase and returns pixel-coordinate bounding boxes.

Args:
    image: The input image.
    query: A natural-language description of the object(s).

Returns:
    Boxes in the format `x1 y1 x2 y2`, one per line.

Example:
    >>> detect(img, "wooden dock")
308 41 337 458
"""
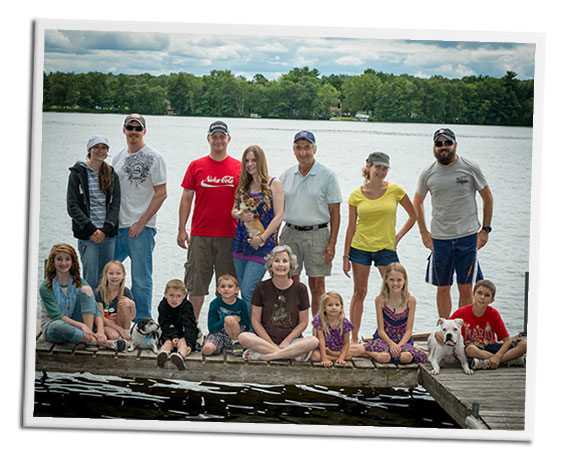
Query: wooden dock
34 334 527 431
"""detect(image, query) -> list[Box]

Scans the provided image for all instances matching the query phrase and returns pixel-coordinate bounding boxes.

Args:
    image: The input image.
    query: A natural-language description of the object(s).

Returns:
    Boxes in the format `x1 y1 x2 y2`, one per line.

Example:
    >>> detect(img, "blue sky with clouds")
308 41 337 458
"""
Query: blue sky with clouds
44 29 536 80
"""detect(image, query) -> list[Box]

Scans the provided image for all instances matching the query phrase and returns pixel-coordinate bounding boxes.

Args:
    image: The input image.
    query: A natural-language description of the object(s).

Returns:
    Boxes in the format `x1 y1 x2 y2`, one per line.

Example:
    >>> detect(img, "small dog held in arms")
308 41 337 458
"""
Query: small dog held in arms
427 318 473 375
239 196 265 239
127 318 160 353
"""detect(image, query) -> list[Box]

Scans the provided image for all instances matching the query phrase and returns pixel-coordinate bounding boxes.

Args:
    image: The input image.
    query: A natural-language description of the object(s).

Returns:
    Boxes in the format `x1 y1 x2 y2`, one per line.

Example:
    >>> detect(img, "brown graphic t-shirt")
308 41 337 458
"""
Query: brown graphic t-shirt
252 279 310 344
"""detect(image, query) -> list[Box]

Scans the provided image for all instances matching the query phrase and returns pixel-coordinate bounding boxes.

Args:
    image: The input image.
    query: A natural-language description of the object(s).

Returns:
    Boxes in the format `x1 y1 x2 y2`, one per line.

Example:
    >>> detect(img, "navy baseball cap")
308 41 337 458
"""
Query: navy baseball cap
293 130 316 144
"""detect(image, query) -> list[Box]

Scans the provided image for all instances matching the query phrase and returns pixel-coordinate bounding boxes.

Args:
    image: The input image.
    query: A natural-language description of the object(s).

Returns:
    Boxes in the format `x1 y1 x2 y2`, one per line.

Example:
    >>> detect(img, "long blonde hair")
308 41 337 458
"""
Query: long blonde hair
97 260 127 305
44 243 82 290
234 145 272 211
378 262 410 307
317 291 345 334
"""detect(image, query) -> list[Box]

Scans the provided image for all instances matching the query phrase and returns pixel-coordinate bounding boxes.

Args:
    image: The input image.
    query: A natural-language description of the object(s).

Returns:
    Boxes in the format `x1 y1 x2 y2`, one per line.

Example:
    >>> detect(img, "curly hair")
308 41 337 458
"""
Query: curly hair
44 243 82 290
265 245 299 278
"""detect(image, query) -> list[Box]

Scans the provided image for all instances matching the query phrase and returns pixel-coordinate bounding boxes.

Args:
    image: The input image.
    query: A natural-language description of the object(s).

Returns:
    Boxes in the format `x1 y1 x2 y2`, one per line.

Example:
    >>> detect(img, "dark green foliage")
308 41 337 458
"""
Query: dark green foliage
42 68 534 126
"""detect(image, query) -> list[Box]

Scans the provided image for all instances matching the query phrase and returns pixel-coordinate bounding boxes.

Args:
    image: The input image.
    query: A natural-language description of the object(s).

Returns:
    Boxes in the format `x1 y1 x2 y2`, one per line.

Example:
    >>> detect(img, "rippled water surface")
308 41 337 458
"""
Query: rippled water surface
34 372 458 428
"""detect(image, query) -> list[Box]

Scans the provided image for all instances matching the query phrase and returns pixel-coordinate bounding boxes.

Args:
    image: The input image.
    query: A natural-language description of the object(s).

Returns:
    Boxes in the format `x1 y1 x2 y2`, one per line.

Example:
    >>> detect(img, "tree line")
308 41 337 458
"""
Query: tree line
43 67 534 126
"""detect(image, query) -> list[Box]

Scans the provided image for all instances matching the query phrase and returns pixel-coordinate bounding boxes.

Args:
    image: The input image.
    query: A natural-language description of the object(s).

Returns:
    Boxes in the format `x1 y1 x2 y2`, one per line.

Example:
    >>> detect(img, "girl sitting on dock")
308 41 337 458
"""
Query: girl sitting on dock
349 263 427 364
95 260 136 341
238 245 319 361
310 291 354 367
39 243 127 351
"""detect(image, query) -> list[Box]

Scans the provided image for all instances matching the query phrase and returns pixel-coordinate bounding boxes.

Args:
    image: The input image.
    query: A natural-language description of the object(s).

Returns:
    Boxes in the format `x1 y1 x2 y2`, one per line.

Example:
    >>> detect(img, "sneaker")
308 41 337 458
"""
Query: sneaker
506 356 526 367
170 351 187 370
156 350 169 368
471 358 489 370
85 343 99 350
230 340 244 357
113 338 127 352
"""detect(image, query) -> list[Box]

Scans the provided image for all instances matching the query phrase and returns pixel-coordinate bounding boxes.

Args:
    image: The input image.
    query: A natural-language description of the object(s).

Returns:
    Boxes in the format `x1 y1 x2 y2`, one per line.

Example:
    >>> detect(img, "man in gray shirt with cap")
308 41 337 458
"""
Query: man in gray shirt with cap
413 128 493 319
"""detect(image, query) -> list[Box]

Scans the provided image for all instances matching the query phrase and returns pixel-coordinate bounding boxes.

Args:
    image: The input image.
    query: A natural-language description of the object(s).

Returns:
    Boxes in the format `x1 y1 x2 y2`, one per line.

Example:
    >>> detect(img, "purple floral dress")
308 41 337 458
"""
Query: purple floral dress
364 305 427 364
312 314 354 351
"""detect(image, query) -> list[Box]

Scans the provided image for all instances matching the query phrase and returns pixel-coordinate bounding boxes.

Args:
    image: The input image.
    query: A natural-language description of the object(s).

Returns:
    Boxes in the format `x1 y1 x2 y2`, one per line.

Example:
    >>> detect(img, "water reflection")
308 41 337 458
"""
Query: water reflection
34 372 458 428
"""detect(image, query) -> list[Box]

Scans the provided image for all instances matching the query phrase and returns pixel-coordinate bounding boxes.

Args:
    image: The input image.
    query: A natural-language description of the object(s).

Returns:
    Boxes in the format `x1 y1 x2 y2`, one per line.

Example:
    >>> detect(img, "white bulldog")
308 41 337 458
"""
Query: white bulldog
427 318 473 375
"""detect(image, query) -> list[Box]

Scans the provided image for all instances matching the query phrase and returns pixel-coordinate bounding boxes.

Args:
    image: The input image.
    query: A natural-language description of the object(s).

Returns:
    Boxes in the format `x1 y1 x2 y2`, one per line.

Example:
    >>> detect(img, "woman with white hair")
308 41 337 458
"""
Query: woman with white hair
238 245 319 361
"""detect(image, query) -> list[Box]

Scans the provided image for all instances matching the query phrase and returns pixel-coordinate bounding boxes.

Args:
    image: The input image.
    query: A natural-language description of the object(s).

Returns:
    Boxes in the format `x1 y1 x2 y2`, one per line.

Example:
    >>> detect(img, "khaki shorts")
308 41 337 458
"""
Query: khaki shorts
184 236 236 296
279 225 332 277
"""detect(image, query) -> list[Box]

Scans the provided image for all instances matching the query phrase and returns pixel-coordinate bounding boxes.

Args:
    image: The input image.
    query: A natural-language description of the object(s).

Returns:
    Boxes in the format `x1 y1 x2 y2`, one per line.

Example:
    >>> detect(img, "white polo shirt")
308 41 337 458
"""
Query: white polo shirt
280 160 342 226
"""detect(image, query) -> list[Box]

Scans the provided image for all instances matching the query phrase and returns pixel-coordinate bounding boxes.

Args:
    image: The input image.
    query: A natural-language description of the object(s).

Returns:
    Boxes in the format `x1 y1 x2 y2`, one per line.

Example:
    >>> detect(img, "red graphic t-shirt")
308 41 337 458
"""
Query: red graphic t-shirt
181 155 241 237
450 304 509 347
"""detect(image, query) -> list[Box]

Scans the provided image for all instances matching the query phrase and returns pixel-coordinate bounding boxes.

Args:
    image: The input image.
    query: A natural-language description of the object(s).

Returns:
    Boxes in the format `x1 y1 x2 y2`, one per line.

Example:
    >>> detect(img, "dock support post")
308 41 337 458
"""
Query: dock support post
523 272 529 336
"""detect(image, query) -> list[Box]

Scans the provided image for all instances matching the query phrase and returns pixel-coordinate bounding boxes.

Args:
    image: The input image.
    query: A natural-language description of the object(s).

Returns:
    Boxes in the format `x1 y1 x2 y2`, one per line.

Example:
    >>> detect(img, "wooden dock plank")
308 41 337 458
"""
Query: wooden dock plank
34 337 420 388
419 364 526 431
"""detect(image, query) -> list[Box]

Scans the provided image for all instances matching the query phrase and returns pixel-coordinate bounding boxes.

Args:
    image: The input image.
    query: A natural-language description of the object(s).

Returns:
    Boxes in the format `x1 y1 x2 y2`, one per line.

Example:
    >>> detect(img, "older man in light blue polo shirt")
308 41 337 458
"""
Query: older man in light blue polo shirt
279 130 342 316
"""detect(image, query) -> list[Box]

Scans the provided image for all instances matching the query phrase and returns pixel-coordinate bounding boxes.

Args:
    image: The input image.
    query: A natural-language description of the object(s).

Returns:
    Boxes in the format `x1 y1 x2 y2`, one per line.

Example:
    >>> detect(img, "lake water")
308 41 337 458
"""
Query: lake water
33 112 533 425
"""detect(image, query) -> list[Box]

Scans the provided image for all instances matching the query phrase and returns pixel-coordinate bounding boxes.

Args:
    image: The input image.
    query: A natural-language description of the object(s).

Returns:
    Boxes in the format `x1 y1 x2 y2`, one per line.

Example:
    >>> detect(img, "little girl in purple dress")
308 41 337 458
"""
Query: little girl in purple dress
310 291 354 367
349 263 427 364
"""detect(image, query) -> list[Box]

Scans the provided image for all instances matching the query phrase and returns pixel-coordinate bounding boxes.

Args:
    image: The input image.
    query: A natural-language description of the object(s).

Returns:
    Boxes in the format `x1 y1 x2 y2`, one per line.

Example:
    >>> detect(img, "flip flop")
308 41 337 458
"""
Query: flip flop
294 349 313 362
242 349 262 361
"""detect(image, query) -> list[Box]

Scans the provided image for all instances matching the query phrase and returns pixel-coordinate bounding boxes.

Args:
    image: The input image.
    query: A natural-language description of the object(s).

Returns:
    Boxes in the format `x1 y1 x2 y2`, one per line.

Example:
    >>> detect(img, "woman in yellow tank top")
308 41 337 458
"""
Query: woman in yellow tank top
343 152 417 343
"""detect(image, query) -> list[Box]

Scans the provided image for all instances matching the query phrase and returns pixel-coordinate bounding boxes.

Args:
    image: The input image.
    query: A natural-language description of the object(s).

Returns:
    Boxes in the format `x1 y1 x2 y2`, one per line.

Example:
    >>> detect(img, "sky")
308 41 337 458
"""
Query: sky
44 29 536 80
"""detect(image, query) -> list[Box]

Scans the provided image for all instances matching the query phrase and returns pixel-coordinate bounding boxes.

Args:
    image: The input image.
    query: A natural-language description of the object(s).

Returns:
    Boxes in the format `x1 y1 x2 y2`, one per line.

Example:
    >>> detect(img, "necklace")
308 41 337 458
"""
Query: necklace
273 279 292 303
388 294 403 313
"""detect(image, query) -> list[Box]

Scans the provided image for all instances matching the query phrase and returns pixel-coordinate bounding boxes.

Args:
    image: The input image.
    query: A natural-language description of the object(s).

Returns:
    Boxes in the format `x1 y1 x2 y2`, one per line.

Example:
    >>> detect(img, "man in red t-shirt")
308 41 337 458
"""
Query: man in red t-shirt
444 279 527 370
177 121 241 321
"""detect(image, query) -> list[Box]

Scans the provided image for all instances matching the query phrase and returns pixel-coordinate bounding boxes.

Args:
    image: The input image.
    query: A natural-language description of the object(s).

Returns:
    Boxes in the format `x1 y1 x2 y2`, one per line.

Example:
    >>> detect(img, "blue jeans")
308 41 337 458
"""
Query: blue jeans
44 291 99 344
233 257 267 316
77 236 116 290
114 226 156 322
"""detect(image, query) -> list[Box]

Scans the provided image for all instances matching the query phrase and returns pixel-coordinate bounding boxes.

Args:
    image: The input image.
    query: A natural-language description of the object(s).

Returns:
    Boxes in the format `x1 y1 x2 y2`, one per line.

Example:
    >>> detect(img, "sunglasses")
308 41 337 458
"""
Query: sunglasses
125 125 144 132
434 139 454 147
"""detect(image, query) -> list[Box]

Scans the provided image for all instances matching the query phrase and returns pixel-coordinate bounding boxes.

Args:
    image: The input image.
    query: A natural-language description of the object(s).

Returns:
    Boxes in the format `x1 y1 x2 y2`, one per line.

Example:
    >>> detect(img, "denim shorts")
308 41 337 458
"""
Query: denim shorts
425 233 483 286
348 246 399 267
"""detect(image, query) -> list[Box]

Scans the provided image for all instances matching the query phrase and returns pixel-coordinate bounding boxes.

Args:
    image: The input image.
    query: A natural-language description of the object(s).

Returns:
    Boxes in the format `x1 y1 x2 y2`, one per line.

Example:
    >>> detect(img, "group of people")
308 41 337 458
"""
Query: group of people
39 114 527 372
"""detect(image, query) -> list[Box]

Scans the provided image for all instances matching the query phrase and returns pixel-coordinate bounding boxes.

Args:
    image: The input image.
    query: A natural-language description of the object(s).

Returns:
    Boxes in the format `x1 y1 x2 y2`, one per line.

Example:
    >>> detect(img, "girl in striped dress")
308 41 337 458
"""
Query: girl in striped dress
349 263 427 364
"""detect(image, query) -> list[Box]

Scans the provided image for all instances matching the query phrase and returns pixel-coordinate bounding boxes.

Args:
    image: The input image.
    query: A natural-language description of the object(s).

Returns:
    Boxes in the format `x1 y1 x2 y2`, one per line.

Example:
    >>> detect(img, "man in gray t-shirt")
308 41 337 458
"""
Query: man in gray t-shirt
413 128 493 319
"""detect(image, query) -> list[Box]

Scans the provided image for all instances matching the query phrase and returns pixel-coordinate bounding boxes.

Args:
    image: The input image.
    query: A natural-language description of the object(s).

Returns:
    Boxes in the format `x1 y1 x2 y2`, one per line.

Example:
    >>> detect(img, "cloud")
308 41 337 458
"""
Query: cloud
43 30 536 80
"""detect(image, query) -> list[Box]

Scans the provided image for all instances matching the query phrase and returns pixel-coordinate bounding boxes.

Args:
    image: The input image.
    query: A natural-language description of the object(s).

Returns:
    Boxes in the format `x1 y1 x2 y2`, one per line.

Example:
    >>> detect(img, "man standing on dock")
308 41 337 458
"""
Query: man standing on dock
279 130 342 316
413 128 493 319
178 121 241 322
113 114 167 322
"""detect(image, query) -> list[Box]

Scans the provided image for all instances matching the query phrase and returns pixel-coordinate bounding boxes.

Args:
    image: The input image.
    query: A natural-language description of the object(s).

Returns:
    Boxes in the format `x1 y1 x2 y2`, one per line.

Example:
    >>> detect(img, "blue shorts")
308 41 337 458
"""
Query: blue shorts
348 246 399 267
425 233 483 286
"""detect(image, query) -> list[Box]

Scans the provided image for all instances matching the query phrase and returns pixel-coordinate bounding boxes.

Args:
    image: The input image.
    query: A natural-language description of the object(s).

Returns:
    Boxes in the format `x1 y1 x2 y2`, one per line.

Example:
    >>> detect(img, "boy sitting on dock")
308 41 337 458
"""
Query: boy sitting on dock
201 274 251 357
156 279 199 370
438 279 527 370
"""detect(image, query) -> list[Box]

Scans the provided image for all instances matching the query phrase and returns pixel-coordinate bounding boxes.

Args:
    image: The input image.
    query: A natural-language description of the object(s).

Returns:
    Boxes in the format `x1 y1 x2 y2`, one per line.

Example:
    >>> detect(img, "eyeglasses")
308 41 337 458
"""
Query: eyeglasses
125 125 144 132
434 140 454 147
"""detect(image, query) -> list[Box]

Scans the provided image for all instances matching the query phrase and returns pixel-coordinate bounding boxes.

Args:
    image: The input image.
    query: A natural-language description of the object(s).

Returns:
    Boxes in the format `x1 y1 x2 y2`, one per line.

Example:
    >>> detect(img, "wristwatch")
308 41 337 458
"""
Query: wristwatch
481 226 492 233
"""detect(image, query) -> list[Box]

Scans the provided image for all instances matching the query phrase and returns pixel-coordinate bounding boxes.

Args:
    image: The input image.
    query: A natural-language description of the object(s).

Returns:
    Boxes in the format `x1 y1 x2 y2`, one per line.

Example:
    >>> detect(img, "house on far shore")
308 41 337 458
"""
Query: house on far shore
355 112 370 121
166 100 175 116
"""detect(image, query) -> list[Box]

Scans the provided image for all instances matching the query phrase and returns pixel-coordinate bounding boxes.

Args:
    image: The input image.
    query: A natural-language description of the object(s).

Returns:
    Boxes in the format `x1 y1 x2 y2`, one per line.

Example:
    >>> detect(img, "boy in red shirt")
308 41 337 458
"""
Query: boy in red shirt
448 280 527 370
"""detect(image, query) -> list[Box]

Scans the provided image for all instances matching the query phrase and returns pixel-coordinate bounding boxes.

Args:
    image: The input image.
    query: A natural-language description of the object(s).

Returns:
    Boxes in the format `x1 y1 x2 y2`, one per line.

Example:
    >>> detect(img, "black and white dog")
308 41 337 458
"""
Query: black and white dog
127 318 160 353
427 318 473 375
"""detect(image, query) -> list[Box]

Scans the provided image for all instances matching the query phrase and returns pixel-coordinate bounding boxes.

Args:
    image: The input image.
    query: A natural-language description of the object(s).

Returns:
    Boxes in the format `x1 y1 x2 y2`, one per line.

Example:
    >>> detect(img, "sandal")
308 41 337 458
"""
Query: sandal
294 349 313 362
170 351 187 370
242 349 262 361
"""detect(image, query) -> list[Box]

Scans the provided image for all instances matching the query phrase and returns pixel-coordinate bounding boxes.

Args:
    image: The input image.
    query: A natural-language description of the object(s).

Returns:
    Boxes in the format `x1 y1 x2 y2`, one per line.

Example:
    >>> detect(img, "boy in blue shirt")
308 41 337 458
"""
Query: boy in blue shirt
201 274 251 356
